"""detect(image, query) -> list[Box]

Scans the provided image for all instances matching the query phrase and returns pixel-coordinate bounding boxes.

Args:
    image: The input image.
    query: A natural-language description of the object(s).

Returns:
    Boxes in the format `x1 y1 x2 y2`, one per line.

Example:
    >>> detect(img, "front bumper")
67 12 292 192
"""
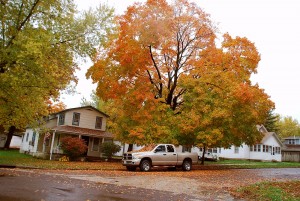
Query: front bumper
122 158 141 166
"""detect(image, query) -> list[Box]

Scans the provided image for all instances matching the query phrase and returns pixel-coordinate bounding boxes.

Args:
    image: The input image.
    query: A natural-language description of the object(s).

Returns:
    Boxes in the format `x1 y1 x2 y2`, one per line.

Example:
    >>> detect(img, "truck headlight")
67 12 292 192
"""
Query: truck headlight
132 154 141 159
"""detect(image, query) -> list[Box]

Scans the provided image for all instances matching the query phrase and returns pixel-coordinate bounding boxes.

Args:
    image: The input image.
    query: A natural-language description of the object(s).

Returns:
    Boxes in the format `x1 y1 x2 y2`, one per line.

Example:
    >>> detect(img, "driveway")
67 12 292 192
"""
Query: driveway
1 168 300 200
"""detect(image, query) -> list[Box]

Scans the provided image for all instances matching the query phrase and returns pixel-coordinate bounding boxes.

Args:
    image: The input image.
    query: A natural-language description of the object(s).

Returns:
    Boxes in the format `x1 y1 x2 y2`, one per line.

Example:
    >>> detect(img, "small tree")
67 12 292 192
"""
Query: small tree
102 141 121 160
60 136 88 160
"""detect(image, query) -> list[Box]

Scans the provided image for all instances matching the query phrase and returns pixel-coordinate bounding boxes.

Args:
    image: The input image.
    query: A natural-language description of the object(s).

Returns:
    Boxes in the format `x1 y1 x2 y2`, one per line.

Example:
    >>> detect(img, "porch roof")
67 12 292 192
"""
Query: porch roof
52 125 113 138
282 144 300 152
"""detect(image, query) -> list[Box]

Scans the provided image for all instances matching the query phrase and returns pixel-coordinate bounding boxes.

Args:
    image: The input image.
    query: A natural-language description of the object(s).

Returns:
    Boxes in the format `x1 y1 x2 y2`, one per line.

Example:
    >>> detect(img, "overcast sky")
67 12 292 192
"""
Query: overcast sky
63 0 300 122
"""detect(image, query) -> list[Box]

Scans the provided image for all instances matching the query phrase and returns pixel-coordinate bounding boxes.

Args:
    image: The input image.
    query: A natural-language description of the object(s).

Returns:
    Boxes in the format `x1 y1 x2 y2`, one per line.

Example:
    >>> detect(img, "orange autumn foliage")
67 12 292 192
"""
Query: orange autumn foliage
87 0 274 147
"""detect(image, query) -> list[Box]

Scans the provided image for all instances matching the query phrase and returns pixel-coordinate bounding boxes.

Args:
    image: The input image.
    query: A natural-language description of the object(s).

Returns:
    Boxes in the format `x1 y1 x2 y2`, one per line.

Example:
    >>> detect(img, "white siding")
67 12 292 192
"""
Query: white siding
10 136 22 148
46 118 58 128
20 129 39 153
63 108 107 130
219 144 251 159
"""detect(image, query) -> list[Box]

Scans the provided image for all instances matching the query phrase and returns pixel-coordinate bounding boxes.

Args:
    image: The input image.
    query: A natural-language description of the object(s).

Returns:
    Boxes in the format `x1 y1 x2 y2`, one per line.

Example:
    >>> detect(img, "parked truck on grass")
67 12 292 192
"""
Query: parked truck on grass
122 144 198 172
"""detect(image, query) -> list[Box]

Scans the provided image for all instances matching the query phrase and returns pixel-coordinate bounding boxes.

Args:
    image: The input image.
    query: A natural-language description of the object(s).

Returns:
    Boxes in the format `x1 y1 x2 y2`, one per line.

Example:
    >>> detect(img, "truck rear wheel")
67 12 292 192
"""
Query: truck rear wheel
182 159 192 171
140 159 151 172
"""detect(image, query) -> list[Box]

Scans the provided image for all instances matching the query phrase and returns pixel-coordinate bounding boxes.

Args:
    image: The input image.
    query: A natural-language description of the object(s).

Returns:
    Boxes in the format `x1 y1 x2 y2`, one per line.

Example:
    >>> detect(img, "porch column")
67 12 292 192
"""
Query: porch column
49 130 56 160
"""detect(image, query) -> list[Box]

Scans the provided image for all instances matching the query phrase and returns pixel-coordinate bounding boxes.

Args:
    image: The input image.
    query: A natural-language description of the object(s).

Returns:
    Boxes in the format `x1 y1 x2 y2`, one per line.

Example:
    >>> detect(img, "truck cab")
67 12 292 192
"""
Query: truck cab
122 144 198 172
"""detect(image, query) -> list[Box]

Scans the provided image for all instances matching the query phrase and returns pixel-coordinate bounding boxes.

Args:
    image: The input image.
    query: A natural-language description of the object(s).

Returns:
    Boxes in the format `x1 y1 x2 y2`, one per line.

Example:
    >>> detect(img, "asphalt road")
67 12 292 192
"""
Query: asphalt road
1 168 300 201
0 168 197 201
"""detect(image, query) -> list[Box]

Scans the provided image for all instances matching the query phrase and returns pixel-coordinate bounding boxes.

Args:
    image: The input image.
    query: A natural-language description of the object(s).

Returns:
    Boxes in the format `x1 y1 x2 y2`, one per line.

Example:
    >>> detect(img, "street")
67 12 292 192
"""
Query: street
1 168 300 201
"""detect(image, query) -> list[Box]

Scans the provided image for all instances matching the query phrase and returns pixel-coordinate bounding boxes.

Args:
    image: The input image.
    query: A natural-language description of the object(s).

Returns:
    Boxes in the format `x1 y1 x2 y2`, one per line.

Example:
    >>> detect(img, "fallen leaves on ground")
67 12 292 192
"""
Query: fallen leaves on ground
231 180 300 201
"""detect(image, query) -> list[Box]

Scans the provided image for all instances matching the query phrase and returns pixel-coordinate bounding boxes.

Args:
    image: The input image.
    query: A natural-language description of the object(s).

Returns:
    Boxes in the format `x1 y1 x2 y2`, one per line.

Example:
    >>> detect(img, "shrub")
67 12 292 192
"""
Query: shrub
60 136 88 160
102 141 121 159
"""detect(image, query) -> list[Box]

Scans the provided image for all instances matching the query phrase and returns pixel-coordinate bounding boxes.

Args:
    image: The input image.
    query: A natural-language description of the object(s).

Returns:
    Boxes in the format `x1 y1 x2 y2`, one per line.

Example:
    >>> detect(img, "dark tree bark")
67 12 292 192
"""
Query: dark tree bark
200 146 206 165
4 126 16 149
127 144 133 152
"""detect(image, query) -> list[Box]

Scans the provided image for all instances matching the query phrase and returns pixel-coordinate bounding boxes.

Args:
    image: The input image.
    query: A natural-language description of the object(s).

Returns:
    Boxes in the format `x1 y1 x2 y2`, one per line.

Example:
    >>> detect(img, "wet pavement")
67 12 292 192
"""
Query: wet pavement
0 168 300 201
0 168 197 201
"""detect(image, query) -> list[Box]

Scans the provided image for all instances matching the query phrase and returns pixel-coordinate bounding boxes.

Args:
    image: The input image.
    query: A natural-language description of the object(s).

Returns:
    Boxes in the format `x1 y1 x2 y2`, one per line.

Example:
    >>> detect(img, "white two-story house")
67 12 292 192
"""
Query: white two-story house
20 106 113 160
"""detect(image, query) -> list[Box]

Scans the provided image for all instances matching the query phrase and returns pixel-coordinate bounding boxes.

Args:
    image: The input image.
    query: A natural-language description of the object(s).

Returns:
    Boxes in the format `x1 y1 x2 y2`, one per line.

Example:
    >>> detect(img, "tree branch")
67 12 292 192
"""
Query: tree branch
6 0 40 47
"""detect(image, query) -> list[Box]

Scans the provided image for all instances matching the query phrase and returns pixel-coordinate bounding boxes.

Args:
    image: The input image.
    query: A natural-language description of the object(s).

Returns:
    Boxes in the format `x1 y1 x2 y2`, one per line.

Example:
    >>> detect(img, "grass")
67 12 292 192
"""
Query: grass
0 149 123 170
1 149 300 170
233 180 300 201
203 159 300 169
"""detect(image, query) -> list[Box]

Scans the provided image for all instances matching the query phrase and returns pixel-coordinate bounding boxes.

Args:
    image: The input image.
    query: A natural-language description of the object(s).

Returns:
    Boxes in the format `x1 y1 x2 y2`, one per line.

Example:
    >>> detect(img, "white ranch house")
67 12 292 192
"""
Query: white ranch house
20 106 113 159
191 125 283 162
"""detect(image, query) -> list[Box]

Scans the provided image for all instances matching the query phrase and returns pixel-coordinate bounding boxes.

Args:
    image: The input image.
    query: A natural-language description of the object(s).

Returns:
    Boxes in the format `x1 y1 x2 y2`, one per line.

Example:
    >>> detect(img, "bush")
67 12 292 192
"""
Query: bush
60 136 88 160
102 141 121 159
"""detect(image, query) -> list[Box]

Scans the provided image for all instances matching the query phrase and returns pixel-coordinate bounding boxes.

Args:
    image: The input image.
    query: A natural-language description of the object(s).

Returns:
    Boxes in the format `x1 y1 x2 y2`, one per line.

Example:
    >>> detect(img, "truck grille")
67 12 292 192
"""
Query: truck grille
123 153 132 160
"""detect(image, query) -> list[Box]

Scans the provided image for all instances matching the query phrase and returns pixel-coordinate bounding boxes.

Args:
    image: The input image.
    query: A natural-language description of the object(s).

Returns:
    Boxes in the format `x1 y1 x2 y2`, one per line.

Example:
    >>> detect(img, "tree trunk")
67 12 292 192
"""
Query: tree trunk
200 146 206 165
127 144 133 152
4 126 16 149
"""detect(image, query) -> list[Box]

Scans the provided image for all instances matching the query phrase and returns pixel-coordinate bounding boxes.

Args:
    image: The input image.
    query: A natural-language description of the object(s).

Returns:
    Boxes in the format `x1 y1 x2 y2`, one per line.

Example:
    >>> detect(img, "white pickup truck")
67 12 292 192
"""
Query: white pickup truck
122 144 198 171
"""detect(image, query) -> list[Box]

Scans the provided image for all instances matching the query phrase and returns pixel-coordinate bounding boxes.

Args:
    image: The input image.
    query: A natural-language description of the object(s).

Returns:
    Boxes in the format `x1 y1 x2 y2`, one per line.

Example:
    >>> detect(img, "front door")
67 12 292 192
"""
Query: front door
81 136 89 156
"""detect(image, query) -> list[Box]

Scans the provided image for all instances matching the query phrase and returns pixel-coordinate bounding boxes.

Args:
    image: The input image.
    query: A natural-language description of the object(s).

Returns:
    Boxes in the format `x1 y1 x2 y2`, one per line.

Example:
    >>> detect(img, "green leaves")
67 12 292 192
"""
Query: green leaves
0 1 115 147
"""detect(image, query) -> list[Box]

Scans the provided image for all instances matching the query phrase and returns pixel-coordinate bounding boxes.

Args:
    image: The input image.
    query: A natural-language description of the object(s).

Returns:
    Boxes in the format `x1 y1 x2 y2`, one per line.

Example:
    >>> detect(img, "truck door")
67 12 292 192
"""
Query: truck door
152 145 167 165
165 145 178 165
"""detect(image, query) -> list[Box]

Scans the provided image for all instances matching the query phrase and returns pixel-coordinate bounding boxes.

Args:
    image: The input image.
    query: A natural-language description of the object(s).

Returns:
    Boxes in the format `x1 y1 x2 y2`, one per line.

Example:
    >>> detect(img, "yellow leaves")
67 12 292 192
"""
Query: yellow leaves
59 156 70 162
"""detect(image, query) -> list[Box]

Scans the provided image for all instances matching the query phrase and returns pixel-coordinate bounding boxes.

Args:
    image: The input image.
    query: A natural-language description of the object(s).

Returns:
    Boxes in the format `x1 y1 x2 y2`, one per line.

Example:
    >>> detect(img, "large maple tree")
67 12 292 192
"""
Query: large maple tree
0 0 114 148
87 0 274 147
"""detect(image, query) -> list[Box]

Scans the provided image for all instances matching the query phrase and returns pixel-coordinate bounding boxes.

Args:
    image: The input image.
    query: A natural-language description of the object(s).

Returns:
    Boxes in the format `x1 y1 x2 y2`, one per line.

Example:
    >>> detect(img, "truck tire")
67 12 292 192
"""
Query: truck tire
126 166 136 171
182 159 192 171
140 159 151 172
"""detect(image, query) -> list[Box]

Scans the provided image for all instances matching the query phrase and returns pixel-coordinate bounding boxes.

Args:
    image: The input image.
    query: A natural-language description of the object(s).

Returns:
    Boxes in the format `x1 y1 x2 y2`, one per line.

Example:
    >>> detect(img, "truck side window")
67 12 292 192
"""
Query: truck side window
155 145 166 152
167 145 174 152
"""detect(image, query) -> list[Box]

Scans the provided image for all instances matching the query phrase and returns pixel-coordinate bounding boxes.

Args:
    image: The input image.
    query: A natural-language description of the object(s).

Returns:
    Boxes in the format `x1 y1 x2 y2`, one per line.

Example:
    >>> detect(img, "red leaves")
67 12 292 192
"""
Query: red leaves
60 136 88 159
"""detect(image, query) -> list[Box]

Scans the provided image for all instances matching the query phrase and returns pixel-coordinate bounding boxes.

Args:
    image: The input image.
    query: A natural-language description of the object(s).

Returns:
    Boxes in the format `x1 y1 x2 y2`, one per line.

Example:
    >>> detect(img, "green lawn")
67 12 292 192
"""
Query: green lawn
233 180 300 201
1 149 300 170
202 159 300 169
0 149 122 170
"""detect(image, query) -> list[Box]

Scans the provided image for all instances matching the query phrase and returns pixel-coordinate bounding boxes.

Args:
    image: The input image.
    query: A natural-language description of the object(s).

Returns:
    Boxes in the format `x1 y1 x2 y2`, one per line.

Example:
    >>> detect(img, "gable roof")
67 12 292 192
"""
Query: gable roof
261 132 284 147
55 106 109 118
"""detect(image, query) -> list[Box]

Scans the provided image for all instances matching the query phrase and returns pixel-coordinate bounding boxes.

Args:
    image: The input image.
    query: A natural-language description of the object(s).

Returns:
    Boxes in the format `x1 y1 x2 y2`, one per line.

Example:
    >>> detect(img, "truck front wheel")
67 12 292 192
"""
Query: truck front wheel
182 159 192 171
140 159 151 172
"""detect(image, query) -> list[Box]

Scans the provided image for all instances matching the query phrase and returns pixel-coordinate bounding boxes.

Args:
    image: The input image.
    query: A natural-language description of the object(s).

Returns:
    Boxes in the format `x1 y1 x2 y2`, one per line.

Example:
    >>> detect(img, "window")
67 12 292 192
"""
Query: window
26 133 29 142
252 144 262 152
263 145 268 152
155 145 166 152
167 145 175 152
95 116 103 129
234 146 239 154
72 112 80 126
254 145 257 152
58 113 65 125
257 144 261 152
275 147 281 154
31 132 36 146
250 145 253 152
92 138 100 152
